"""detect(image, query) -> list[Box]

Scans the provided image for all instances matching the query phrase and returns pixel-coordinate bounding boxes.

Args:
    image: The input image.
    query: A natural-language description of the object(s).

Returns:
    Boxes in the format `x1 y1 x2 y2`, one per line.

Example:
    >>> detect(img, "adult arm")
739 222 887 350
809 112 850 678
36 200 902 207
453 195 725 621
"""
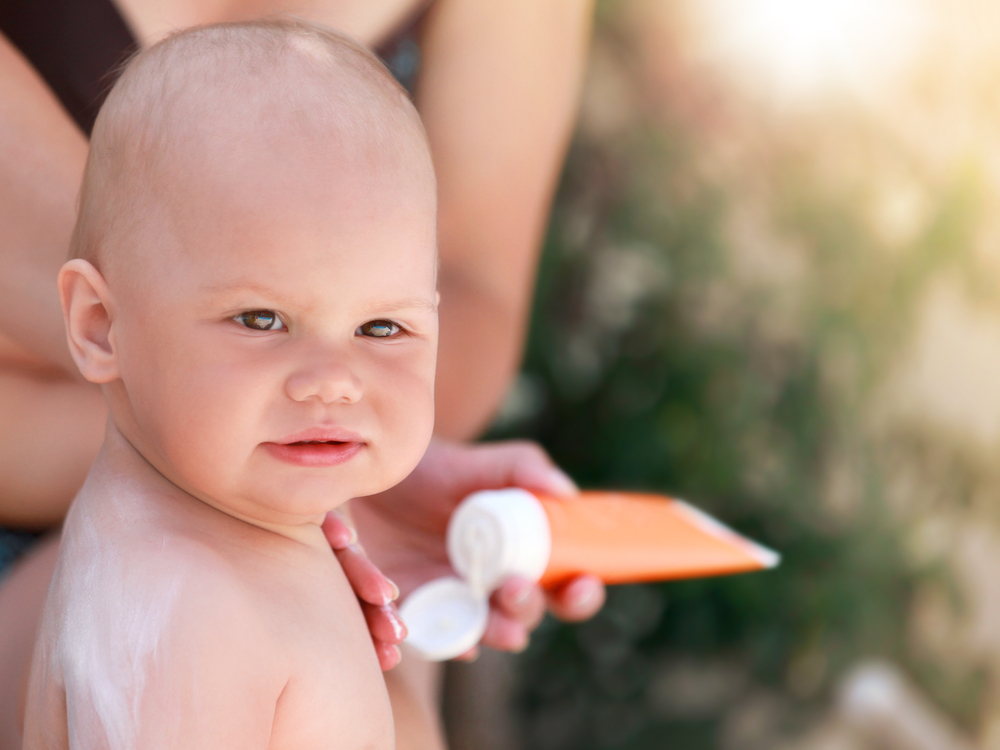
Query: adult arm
0 32 106 527
0 31 88 374
416 0 594 440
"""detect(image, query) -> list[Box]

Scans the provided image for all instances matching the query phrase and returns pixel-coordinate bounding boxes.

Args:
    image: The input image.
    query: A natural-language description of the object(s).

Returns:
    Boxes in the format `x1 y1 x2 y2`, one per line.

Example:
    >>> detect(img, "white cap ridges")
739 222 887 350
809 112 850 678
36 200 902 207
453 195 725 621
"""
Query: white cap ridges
398 577 489 662
401 488 553 661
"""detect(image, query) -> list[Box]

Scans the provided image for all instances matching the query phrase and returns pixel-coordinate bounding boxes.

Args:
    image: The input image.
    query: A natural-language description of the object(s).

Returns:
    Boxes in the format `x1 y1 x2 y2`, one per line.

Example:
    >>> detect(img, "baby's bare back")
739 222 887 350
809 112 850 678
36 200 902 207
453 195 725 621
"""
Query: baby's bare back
22 483 393 750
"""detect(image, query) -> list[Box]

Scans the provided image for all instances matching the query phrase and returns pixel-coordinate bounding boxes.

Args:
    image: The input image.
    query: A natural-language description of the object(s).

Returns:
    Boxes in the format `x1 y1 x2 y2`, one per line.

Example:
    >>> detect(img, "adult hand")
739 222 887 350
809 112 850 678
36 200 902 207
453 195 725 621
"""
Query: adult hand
321 512 407 672
349 439 606 660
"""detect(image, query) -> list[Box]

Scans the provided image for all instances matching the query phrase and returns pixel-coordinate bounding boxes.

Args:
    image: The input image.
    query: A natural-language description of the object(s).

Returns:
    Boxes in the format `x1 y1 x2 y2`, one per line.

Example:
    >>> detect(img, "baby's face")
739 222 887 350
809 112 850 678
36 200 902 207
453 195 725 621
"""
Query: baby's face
103 129 438 526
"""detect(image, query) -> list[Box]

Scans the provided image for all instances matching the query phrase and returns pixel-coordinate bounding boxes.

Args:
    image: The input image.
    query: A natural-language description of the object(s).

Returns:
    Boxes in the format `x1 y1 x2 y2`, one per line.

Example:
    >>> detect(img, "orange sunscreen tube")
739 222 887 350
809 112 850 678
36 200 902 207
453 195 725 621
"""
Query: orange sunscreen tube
401 488 779 661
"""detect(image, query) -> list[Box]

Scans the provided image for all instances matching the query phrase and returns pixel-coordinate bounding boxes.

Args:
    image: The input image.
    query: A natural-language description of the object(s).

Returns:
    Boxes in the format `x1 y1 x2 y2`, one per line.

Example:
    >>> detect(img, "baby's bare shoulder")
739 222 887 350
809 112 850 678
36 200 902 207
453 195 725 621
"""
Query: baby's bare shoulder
63 526 291 676
26 527 293 748
42 495 392 749
133 531 395 749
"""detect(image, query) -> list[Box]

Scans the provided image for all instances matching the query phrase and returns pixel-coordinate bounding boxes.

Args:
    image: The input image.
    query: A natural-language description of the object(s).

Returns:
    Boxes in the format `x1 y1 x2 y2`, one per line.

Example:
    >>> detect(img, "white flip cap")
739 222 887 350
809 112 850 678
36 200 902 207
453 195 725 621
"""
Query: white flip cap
401 488 553 661
399 577 489 662
446 488 552 595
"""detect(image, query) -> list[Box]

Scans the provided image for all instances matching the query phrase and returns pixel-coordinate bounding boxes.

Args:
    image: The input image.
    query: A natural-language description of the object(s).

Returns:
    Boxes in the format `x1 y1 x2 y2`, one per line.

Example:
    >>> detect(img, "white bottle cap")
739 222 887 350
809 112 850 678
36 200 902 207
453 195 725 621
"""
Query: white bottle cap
446 488 552 595
401 488 552 661
399 577 489 662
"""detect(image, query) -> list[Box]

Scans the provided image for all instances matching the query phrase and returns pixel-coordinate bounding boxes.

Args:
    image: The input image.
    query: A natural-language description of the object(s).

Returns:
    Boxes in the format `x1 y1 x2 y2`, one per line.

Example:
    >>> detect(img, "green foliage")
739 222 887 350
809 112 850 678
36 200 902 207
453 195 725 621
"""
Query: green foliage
486 34 957 747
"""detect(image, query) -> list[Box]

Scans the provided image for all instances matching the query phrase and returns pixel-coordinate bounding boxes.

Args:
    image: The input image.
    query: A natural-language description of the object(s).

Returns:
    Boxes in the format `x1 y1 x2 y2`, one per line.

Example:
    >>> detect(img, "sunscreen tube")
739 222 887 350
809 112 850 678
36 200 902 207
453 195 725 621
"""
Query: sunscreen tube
400 489 779 661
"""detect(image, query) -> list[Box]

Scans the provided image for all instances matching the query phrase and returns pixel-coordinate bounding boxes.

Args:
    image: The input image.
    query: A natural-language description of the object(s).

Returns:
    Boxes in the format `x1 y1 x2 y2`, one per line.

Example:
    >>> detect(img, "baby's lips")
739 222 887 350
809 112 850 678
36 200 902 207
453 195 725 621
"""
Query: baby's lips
273 424 366 445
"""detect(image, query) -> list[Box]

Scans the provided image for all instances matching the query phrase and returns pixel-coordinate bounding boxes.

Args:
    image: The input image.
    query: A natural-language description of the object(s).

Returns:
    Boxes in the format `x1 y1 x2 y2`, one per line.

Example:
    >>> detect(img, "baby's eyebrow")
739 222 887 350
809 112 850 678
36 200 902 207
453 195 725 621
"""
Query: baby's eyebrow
363 296 439 315
204 284 437 314
203 281 284 298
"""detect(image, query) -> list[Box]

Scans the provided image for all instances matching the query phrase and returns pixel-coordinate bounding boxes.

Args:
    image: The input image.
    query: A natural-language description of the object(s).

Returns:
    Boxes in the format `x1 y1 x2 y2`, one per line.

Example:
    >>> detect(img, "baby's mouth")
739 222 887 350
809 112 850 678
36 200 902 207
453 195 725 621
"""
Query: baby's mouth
265 437 364 467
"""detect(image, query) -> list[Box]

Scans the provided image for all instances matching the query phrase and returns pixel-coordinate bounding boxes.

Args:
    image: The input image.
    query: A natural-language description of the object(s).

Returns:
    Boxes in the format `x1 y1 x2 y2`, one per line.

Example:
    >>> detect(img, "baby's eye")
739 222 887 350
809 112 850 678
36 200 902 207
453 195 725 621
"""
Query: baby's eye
234 310 286 332
357 320 401 338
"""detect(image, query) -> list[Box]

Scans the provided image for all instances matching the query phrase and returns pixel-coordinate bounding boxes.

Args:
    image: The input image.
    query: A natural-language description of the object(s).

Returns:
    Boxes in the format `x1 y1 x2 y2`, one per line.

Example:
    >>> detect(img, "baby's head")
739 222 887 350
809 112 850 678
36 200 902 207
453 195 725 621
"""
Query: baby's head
60 19 438 529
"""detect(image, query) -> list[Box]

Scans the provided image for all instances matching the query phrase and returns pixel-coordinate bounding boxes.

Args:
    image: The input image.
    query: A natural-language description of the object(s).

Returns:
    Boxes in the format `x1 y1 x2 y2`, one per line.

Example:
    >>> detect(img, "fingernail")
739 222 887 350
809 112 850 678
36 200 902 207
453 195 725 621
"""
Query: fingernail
387 578 400 602
507 578 532 608
546 468 578 496
512 635 530 653
386 605 408 641
346 526 358 546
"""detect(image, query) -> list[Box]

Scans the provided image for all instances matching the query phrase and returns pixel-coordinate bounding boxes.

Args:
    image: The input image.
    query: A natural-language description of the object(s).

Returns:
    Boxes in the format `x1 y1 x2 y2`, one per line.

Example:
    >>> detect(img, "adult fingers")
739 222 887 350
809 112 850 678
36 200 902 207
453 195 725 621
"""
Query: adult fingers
439 440 577 499
453 645 480 661
484 441 578 498
480 610 529 653
375 640 402 671
491 576 546 632
479 575 604 652
321 511 357 549
361 601 408 645
333 543 398 607
546 575 605 622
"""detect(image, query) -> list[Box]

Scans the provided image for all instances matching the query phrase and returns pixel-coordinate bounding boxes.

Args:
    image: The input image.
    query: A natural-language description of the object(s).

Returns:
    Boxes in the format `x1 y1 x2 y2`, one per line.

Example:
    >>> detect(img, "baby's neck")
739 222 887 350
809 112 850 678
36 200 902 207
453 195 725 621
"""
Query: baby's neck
79 421 331 551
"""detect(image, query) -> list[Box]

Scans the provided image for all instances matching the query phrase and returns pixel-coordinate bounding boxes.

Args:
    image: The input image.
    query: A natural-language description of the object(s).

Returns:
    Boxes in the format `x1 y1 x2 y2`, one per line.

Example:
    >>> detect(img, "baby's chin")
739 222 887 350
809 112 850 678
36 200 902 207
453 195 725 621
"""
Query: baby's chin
166 439 431 522
242 472 397 518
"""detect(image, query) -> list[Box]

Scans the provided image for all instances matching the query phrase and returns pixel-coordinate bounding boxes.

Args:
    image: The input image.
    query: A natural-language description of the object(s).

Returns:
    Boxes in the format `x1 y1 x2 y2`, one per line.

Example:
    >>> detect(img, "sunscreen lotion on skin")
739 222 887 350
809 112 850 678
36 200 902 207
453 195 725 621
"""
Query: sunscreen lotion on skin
401 489 780 661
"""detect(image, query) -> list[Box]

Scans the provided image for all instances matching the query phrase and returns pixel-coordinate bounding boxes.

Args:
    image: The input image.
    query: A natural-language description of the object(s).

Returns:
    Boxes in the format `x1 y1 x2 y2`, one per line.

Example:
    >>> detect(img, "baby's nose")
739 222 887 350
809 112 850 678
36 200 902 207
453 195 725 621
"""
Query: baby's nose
285 361 363 404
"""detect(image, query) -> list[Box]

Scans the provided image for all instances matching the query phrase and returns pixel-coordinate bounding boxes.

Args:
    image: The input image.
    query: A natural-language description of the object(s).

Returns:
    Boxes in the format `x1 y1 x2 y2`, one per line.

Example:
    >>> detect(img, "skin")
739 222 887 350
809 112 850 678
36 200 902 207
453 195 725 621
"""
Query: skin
25 43 438 747
26 435 397 750
352 439 604 656
0 1 602 747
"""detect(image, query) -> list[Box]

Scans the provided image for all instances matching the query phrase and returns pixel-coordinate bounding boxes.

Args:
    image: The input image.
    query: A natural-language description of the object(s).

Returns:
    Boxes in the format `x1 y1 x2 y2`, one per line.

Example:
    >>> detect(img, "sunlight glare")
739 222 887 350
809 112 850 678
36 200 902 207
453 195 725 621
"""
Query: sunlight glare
697 0 929 99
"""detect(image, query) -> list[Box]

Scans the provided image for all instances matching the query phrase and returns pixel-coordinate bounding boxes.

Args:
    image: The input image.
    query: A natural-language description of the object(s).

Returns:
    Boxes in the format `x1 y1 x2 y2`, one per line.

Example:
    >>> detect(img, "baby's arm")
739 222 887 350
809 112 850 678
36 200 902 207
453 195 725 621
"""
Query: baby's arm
133 592 281 748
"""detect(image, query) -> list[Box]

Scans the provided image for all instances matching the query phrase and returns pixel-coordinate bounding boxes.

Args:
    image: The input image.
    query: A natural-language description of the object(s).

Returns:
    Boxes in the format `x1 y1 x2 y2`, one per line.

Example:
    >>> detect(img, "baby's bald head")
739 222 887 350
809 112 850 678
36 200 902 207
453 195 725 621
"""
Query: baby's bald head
72 17 432 269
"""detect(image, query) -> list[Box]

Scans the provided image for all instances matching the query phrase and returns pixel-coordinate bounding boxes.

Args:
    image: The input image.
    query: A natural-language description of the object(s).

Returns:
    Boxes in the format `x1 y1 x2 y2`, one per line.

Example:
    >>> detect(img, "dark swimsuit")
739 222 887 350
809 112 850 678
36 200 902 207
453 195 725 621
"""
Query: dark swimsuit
0 0 425 579
0 0 424 135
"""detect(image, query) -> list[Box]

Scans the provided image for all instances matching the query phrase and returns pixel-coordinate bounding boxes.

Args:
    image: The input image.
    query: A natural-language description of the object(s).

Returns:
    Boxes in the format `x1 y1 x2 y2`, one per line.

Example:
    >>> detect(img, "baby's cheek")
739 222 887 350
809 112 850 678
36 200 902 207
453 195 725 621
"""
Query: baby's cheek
379 373 435 480
147 366 254 488
156 397 229 479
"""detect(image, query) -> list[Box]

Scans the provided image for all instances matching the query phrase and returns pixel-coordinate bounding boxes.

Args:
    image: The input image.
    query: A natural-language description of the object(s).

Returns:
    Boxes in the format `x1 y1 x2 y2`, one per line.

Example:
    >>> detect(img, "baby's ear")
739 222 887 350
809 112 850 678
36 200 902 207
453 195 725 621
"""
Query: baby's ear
58 259 119 384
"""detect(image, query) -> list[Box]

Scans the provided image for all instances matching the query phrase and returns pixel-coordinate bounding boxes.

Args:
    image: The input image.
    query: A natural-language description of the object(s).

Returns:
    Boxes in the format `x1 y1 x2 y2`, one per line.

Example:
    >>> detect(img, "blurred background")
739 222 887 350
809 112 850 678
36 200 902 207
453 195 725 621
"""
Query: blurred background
444 0 1000 748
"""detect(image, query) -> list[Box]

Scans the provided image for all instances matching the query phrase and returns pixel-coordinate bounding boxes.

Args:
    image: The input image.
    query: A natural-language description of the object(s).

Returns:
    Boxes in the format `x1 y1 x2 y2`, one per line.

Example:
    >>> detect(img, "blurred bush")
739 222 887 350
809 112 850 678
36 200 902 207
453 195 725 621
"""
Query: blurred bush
485 0 1000 747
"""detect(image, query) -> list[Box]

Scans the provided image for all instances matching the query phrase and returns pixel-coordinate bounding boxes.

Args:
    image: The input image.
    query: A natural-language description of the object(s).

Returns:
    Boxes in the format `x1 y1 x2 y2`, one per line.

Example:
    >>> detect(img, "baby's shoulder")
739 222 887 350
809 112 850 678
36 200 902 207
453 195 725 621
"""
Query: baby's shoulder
62 525 288 668
28 525 296 748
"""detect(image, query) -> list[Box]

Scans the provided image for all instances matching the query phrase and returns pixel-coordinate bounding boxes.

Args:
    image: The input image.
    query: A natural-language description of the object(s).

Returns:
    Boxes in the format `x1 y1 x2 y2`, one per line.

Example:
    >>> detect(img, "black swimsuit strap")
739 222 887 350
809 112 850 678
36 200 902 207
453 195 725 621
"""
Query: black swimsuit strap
0 0 434 136
0 0 138 136
376 0 435 94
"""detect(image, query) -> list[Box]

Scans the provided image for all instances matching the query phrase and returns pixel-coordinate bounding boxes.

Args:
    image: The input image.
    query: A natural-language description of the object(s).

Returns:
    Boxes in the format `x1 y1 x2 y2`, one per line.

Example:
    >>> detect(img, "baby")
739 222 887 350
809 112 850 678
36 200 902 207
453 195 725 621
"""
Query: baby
22 18 437 750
